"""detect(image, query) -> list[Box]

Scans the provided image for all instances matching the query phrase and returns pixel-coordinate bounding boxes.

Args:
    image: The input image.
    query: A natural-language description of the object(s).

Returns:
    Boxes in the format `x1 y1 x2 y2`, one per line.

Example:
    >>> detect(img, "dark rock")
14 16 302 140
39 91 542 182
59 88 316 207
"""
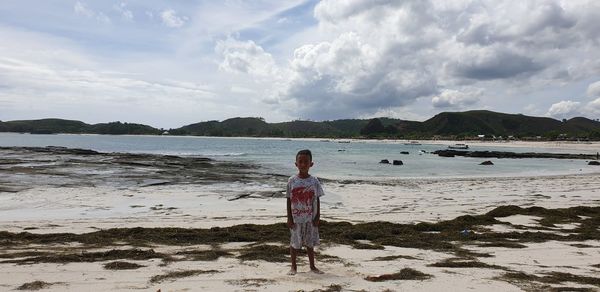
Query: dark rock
392 160 403 165
400 151 409 155
480 160 494 165
433 150 596 160
589 161 600 166
380 159 390 164
437 152 456 157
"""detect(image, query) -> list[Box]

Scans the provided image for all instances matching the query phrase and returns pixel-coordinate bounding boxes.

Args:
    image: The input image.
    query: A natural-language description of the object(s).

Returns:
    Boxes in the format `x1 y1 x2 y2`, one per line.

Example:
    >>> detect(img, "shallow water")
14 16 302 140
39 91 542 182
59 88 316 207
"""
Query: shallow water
0 133 597 180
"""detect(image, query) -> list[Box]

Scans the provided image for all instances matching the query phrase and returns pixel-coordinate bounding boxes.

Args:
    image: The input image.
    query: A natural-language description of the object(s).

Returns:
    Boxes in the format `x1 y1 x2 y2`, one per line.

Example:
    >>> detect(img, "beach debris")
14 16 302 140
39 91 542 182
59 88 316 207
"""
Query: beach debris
380 159 390 164
225 278 276 287
139 179 171 187
365 268 432 282
103 261 145 270
480 160 494 165
16 281 62 290
460 229 472 236
149 269 220 284
393 160 403 165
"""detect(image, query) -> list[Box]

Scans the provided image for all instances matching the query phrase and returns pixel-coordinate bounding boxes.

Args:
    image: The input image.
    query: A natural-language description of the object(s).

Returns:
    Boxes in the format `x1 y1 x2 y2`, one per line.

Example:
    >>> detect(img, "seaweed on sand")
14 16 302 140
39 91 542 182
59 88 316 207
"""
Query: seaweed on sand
4 248 170 265
2 205 598 261
365 268 432 282
103 261 145 270
225 278 275 287
175 249 232 261
500 271 600 287
428 258 506 270
311 284 343 292
149 269 220 284
237 244 289 262
372 255 419 261
16 281 61 290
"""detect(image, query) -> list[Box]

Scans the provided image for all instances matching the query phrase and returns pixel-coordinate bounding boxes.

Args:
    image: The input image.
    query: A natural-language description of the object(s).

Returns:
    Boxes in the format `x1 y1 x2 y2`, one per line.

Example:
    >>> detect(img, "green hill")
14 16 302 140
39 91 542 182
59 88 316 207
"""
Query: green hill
0 119 161 135
2 110 599 139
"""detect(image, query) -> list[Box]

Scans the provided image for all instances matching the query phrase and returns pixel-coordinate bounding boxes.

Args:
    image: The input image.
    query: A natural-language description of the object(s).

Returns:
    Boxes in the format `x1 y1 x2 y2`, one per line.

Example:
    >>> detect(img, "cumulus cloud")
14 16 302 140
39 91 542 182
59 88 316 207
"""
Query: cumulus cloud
161 9 187 28
587 81 600 98
254 0 600 120
450 47 545 80
547 100 581 119
432 89 481 109
216 38 278 77
585 98 600 116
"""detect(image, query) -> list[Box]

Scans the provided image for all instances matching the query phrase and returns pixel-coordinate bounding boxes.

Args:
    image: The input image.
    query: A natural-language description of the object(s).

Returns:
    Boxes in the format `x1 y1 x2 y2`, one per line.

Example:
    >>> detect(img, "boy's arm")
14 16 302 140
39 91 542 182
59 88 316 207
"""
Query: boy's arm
313 197 320 226
287 198 294 229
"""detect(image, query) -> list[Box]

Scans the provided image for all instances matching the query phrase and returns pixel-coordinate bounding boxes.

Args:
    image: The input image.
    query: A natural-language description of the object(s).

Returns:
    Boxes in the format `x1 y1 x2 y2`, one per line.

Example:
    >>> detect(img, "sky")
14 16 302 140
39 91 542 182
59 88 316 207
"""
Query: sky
1 0 600 128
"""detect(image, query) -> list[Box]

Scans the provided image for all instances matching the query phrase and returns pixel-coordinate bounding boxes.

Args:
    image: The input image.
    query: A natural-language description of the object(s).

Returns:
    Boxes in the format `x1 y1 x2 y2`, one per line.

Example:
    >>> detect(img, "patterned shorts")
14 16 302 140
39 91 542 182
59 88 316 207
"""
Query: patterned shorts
290 222 320 249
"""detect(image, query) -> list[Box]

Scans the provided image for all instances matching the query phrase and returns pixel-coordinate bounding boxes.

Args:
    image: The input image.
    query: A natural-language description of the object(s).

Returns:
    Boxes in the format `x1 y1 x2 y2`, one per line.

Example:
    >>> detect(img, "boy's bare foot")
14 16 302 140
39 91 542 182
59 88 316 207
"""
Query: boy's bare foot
287 268 297 276
310 267 324 274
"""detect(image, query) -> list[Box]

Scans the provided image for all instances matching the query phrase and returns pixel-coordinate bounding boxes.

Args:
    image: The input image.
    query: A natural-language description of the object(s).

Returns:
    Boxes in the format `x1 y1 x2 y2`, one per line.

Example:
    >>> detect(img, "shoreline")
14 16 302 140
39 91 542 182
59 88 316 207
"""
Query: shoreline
3 132 600 152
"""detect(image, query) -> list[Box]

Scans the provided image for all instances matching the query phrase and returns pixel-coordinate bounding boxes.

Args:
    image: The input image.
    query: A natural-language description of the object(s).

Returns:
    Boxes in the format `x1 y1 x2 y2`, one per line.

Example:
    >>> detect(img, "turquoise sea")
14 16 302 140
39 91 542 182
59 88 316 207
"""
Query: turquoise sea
0 132 597 180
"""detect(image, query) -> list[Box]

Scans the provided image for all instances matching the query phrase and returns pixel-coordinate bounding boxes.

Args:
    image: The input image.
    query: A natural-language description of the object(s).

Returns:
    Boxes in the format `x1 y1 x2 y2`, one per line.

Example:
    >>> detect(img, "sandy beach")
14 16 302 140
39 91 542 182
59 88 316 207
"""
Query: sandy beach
1 145 599 291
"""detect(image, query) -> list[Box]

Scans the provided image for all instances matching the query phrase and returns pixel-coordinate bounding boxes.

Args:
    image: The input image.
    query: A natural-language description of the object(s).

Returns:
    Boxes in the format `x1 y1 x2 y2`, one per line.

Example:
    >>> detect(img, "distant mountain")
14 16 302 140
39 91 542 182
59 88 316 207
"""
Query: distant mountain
1 110 599 139
408 110 564 137
0 119 161 135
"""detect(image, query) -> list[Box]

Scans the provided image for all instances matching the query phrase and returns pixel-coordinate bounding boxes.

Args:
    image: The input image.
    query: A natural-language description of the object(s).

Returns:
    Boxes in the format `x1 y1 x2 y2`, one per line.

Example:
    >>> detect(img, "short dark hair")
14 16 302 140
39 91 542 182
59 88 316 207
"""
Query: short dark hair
296 149 312 160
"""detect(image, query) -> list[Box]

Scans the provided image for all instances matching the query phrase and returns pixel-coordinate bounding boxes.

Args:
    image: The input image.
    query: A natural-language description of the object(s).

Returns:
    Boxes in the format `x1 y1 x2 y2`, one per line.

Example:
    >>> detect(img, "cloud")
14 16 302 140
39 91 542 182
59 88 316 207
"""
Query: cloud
277 31 437 120
587 81 600 98
113 3 133 21
432 89 481 109
74 1 111 24
450 47 545 80
547 100 581 119
258 0 600 120
585 98 600 117
161 9 187 28
74 1 94 18
216 37 278 77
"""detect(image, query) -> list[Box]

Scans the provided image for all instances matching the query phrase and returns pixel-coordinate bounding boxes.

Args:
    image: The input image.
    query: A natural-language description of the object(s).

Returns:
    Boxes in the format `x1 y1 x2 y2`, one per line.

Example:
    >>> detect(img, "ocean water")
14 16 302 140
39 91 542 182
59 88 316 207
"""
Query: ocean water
0 132 597 180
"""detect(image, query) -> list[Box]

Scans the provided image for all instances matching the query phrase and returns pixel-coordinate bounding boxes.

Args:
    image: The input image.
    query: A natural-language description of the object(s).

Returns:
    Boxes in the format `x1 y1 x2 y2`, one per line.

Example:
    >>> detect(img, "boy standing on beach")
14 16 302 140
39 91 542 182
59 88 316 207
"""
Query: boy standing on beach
286 149 324 275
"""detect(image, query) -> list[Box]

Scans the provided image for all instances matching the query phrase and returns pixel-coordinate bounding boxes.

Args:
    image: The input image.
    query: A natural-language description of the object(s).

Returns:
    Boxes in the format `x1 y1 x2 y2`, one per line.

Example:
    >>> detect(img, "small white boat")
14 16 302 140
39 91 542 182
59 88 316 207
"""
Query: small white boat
448 143 469 149
404 141 421 145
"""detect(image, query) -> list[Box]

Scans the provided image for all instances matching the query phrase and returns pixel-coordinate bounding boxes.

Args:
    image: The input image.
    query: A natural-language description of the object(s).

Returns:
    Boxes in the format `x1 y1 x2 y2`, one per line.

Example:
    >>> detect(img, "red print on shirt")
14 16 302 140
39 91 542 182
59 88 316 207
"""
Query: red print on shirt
291 186 314 217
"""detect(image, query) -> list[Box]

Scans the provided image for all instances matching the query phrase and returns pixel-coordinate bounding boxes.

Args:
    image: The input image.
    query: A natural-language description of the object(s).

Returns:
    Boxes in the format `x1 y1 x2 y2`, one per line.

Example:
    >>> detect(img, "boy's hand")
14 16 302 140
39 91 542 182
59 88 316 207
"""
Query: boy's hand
312 218 320 227
287 220 295 229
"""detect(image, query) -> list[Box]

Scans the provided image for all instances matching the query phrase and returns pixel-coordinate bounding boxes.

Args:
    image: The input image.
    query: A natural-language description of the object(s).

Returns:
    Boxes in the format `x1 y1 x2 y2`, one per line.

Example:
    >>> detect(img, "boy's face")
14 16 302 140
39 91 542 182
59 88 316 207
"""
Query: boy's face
295 154 313 172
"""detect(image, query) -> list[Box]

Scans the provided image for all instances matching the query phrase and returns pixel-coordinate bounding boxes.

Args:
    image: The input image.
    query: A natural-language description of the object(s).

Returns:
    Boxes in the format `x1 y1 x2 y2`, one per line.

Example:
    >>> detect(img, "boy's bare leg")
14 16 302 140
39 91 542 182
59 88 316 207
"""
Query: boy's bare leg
307 247 322 273
288 247 297 275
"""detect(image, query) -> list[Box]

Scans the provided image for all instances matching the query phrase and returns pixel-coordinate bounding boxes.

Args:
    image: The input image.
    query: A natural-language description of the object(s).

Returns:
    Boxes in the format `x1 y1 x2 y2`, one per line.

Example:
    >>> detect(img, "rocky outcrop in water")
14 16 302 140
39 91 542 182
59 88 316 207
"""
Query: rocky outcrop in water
433 150 596 160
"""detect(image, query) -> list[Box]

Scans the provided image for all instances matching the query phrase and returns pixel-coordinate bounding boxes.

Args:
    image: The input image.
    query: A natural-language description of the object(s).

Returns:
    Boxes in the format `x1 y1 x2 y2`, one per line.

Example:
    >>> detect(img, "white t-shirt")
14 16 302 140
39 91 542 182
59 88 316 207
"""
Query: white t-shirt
286 175 325 223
